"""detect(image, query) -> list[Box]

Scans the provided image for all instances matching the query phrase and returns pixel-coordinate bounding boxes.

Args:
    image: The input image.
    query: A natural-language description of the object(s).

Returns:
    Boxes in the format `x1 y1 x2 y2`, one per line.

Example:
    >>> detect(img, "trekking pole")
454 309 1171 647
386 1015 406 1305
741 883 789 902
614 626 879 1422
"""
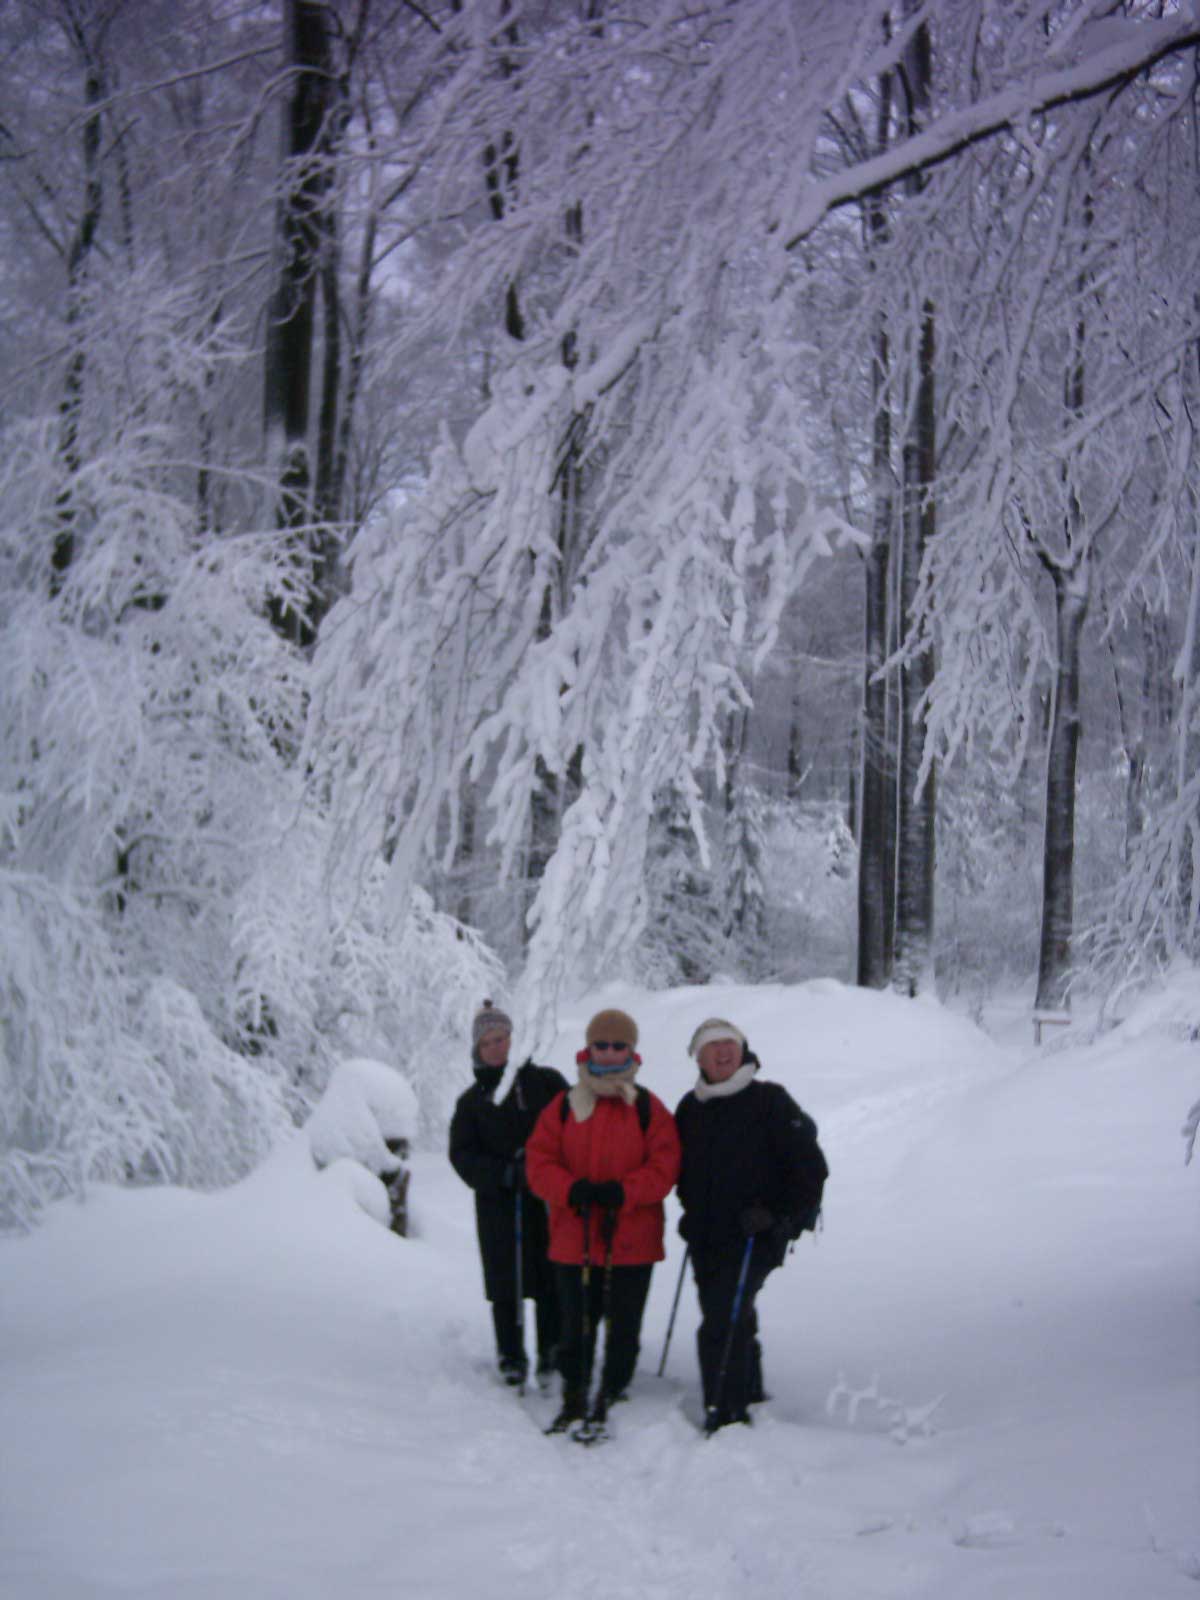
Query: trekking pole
514 1174 525 1396
579 1203 593 1408
657 1246 690 1377
706 1234 755 1436
588 1208 618 1434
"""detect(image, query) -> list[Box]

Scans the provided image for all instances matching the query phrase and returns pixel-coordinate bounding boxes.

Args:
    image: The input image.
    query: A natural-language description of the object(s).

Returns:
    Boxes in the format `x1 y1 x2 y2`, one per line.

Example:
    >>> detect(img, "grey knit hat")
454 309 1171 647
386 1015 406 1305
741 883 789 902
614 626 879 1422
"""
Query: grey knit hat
472 999 513 1047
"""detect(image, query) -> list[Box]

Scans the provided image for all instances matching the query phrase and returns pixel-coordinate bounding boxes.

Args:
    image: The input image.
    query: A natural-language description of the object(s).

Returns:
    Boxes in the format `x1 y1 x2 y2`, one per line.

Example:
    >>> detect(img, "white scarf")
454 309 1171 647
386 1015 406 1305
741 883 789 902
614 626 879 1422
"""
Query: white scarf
693 1062 757 1102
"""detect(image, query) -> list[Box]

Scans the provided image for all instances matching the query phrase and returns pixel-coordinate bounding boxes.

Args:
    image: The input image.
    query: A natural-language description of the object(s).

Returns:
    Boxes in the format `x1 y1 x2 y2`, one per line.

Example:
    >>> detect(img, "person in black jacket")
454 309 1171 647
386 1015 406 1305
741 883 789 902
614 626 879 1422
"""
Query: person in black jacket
675 1017 828 1432
449 1001 568 1386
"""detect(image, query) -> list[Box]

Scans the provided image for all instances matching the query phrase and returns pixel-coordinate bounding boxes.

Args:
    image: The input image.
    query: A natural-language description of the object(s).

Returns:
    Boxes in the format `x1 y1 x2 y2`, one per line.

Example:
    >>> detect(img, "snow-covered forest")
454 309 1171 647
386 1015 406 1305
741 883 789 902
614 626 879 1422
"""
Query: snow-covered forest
5 0 1200 1221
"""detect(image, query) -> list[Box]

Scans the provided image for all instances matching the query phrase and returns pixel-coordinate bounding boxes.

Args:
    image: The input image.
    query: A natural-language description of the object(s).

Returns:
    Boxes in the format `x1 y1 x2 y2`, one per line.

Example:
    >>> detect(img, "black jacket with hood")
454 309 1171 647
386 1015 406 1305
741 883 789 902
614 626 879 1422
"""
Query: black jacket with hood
674 1059 828 1267
449 1059 567 1302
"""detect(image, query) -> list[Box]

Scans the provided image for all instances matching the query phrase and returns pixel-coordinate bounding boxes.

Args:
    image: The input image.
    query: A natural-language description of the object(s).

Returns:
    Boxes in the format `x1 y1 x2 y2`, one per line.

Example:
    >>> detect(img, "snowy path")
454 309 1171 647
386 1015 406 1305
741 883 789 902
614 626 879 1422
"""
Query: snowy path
2 981 1197 1599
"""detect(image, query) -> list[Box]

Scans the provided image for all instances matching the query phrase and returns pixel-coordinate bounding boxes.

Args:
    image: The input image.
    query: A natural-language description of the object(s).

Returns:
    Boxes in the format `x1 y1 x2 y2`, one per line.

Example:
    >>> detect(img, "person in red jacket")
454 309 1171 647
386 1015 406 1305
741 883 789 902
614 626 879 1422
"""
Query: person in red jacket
525 1007 681 1432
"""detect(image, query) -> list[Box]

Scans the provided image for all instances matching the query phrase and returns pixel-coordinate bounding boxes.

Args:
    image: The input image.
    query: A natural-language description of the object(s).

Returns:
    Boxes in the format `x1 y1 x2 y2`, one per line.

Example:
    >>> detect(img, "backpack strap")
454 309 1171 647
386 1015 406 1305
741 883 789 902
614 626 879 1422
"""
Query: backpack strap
635 1085 651 1134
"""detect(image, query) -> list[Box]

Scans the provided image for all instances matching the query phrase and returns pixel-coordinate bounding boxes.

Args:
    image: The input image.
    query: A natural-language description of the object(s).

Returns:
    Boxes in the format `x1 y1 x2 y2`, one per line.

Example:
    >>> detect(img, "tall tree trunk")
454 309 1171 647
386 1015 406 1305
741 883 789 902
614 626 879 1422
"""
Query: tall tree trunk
892 21 937 998
334 154 380 530
858 520 893 986
1035 557 1089 1010
893 294 937 996
1173 512 1200 955
52 51 105 593
856 52 896 989
1034 185 1093 1015
263 0 333 646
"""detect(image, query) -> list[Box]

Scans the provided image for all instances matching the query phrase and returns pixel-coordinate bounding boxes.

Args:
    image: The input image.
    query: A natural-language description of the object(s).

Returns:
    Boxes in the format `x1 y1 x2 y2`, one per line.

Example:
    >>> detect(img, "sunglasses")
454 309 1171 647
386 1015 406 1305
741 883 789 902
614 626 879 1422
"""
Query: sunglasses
590 1041 628 1052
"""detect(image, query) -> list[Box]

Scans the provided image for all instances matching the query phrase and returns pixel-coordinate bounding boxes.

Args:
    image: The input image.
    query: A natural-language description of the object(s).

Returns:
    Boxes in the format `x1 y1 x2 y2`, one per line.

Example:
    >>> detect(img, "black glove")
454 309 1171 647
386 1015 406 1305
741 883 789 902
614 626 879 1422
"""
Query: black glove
568 1178 596 1212
591 1180 625 1211
739 1203 775 1237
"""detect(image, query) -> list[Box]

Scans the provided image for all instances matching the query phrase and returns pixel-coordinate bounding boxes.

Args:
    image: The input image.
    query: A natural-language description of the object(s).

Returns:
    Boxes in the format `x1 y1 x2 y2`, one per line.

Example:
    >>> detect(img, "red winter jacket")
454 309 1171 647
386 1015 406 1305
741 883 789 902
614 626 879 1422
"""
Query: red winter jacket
525 1085 681 1266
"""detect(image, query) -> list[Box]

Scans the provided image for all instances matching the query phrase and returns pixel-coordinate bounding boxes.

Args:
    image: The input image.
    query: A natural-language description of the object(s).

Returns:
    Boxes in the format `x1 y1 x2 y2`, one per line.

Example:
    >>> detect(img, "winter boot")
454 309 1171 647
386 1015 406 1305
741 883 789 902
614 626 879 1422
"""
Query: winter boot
535 1351 559 1391
704 1406 753 1436
498 1357 528 1388
545 1387 587 1434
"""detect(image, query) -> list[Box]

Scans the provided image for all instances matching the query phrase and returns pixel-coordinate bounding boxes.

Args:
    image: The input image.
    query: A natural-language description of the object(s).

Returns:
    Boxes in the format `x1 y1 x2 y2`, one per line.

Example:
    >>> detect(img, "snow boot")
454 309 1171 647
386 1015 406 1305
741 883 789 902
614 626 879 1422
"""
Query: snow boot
545 1387 587 1434
704 1406 752 1436
534 1340 559 1390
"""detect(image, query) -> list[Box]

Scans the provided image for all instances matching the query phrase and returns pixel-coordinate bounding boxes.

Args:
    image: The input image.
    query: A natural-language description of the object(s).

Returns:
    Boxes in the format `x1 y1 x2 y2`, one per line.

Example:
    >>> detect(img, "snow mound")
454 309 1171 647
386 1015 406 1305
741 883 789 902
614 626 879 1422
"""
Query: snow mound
1106 962 1200 1043
304 1056 417 1174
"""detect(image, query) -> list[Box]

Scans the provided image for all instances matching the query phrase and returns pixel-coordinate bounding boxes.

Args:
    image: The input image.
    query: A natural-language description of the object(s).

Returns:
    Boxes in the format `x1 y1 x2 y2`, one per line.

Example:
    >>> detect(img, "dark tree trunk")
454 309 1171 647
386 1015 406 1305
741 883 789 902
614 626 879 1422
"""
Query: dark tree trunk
893 294 937 997
722 706 744 820
1174 520 1200 954
308 129 348 629
892 20 937 997
334 176 378 530
481 5 524 340
858 525 893 986
1034 185 1093 1015
786 686 804 802
455 773 476 929
856 55 896 989
52 54 105 593
1035 559 1088 1012
264 0 334 646
314 211 342 526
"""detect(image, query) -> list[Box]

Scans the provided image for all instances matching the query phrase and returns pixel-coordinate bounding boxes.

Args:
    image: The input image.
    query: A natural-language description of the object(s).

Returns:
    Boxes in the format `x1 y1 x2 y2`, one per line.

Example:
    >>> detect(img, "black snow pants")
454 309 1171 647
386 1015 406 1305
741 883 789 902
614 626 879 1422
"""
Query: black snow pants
554 1262 653 1402
491 1291 560 1374
691 1241 773 1423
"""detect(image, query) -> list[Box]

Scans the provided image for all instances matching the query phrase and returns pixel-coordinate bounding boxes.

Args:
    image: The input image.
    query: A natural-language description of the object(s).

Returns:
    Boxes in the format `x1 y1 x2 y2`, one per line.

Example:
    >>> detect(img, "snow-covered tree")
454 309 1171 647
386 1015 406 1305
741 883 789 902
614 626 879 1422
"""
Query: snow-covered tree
9 0 1200 1222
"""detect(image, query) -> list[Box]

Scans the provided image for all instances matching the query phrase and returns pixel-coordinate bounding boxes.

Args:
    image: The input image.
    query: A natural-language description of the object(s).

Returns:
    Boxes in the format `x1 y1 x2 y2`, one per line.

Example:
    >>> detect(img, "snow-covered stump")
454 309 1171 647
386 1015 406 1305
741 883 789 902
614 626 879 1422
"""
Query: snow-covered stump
304 1059 418 1235
381 1137 411 1237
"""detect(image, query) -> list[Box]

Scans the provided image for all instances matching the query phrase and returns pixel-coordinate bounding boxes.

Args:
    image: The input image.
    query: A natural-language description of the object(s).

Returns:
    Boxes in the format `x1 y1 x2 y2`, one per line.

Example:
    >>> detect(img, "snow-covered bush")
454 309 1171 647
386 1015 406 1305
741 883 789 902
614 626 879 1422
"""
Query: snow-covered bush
1103 961 1200 1044
0 869 296 1230
0 420 503 1231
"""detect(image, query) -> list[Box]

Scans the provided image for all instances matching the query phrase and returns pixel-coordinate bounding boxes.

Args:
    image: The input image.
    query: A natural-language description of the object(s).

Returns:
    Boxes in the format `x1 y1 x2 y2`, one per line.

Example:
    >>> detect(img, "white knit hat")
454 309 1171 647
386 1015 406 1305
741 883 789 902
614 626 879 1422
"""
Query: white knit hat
687 1017 746 1059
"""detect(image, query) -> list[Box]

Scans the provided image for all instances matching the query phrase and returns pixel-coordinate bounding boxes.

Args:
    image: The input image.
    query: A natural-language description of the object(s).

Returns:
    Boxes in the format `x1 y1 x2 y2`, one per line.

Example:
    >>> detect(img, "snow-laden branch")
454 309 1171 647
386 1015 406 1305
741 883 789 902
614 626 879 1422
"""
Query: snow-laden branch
308 300 849 1038
779 11 1200 252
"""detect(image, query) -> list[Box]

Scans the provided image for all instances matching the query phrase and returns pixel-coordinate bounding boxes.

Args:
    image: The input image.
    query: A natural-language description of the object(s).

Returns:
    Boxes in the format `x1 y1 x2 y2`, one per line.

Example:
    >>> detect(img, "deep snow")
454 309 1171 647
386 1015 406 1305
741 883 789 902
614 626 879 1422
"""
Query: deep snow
2 979 1197 1599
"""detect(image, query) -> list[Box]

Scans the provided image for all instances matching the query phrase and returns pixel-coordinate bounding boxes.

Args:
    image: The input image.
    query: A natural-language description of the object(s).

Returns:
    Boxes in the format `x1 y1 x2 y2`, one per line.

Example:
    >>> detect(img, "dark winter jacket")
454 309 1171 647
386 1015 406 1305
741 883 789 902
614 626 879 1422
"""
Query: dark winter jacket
449 1059 567 1303
525 1087 681 1267
674 1071 828 1268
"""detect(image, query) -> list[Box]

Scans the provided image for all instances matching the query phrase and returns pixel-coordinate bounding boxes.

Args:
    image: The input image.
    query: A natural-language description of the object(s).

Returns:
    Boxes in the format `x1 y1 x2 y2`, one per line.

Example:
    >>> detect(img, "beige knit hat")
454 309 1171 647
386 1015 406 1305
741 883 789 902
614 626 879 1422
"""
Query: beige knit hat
687 1017 746 1058
585 1008 639 1048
